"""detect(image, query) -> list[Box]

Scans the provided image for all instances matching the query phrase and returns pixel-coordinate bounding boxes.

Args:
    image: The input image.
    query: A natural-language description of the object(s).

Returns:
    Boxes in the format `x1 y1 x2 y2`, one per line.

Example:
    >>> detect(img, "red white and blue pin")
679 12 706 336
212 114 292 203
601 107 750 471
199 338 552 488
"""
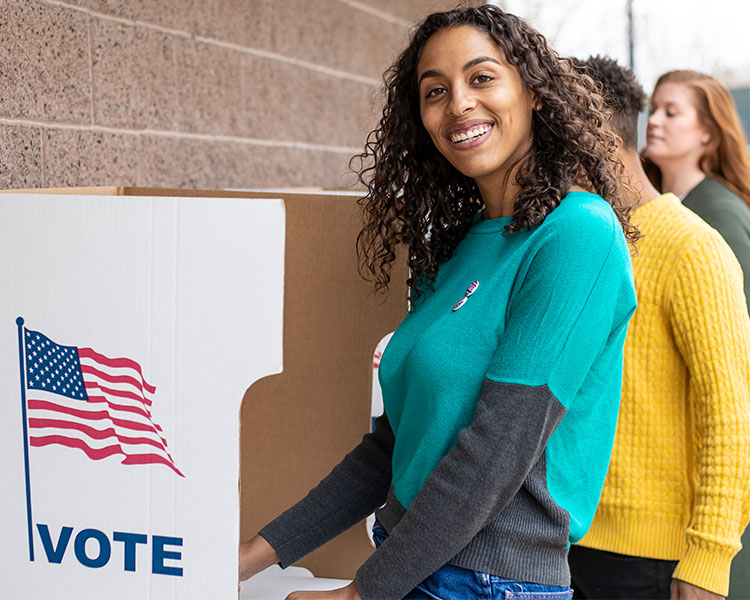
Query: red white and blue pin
452 281 479 312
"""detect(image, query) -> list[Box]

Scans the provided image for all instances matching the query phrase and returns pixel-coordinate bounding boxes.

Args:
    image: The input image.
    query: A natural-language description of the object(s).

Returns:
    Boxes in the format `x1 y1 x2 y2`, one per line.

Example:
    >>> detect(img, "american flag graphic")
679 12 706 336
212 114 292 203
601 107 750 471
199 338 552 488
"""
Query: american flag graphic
22 326 184 477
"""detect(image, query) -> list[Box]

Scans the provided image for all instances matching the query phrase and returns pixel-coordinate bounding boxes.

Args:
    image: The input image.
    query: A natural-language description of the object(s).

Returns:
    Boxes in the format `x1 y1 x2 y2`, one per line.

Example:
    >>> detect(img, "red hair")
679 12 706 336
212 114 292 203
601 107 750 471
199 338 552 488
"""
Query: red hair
653 70 750 207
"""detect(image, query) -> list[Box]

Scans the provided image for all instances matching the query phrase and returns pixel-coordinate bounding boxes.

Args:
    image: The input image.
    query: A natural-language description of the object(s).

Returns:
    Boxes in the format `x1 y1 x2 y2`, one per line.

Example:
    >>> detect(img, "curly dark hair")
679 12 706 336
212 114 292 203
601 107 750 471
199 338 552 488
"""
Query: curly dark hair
352 5 638 297
573 55 646 149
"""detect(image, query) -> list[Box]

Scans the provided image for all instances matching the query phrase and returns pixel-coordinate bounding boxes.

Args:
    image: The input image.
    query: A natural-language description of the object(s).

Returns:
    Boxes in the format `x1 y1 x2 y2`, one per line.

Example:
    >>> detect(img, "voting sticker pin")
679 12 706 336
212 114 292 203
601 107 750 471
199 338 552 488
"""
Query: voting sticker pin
465 281 479 297
452 296 468 312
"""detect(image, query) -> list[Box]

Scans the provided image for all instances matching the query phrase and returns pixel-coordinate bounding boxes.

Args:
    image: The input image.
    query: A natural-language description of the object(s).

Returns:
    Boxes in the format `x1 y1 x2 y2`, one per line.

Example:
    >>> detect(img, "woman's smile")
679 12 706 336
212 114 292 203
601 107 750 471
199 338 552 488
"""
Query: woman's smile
416 25 535 194
446 121 494 148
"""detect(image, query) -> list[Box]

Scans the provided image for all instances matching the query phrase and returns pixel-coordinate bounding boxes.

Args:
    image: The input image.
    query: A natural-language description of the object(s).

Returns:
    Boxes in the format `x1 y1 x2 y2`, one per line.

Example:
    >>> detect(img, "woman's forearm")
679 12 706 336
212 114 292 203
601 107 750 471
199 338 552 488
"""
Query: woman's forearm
239 534 281 581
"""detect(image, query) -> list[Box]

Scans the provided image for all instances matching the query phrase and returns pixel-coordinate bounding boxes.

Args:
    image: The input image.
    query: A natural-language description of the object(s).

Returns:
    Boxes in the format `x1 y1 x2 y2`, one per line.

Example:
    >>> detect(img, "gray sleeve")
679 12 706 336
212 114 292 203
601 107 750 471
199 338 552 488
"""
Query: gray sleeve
258 413 394 567
355 380 565 600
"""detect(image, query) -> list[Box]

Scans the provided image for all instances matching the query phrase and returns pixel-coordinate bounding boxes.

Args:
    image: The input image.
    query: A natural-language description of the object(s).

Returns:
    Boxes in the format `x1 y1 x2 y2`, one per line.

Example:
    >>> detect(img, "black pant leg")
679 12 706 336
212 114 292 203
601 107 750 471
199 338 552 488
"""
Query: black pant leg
569 545 678 600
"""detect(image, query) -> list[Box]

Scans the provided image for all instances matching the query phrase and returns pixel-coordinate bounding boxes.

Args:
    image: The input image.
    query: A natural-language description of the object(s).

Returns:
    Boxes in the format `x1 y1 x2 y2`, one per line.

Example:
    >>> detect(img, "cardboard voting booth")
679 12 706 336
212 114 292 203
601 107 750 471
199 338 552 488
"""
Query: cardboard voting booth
0 190 285 598
1 187 408 598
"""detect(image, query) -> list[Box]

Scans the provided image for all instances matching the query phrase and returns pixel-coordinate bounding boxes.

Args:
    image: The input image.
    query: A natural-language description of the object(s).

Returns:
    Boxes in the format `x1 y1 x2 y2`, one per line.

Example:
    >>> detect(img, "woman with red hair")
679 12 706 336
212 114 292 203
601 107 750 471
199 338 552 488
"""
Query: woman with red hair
645 70 750 310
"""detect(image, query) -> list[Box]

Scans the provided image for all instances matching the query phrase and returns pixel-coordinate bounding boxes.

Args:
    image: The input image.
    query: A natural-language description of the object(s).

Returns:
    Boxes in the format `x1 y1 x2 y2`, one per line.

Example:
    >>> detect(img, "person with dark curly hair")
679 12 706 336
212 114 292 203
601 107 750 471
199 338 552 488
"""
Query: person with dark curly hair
569 56 750 600
238 7 638 600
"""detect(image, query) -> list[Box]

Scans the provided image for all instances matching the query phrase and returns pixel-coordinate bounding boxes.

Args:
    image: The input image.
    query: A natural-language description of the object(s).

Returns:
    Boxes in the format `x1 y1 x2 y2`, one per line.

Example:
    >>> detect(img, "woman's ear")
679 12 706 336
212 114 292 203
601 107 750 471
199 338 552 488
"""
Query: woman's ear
526 88 541 112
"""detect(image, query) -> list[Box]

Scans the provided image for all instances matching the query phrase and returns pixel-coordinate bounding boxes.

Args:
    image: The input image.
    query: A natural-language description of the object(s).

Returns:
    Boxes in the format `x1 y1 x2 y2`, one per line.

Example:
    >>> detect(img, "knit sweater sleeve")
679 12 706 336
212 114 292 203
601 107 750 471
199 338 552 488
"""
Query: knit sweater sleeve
355 207 636 600
668 231 750 596
257 413 394 567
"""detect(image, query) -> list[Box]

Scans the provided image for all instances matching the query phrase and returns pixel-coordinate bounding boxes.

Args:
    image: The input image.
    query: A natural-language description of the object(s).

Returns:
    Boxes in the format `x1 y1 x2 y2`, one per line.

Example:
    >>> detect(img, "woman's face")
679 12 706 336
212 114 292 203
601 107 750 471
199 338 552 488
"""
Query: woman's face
416 25 535 187
644 81 710 169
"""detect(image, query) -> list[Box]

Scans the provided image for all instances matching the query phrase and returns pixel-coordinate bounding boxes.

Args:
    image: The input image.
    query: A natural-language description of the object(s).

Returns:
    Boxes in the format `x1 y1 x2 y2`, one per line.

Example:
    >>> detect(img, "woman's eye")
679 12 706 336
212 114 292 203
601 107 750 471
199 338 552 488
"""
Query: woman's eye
472 74 493 84
425 87 446 99
665 110 677 117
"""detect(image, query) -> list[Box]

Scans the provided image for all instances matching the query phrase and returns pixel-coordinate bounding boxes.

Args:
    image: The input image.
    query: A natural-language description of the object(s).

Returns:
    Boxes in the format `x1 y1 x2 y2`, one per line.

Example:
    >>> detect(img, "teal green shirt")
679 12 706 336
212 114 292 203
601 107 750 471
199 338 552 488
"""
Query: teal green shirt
260 191 637 599
379 191 636 541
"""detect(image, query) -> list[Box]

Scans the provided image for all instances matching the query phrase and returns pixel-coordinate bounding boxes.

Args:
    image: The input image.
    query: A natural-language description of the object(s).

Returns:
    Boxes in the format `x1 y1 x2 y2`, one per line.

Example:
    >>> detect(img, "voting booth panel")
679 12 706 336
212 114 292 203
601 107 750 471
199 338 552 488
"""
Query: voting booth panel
94 187 408 580
235 190 407 579
0 192 285 599
1 187 409 593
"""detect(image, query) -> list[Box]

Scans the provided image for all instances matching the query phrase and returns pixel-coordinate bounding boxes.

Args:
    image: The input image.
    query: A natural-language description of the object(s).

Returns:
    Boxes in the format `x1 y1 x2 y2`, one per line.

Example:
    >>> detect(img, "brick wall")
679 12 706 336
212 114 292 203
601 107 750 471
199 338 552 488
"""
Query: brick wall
0 0 468 190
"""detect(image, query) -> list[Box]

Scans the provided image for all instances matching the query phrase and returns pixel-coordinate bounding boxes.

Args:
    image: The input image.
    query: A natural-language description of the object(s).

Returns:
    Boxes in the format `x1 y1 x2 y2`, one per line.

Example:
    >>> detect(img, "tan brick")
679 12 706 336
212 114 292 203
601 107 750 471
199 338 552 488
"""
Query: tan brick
173 39 244 136
206 0 274 50
0 0 91 122
269 0 407 80
354 0 482 23
66 0 215 36
43 128 139 187
136 136 215 189
90 19 177 129
0 125 43 189
136 135 356 190
235 146 355 189
240 55 377 148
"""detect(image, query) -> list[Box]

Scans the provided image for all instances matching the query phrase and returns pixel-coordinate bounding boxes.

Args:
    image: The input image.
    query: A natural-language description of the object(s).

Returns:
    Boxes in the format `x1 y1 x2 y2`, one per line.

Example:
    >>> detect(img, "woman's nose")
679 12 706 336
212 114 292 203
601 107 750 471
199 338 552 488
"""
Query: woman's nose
447 85 476 116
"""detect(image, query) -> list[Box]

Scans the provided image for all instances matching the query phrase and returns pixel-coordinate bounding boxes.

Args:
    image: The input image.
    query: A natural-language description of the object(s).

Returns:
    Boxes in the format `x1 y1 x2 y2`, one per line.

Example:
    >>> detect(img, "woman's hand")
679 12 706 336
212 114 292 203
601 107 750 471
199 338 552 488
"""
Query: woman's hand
285 581 362 600
238 535 281 582
670 579 724 600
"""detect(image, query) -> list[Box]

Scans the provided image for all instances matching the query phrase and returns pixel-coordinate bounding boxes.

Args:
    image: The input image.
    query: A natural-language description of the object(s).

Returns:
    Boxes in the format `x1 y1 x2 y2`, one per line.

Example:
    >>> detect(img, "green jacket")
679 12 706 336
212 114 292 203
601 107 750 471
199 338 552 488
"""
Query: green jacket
683 177 750 312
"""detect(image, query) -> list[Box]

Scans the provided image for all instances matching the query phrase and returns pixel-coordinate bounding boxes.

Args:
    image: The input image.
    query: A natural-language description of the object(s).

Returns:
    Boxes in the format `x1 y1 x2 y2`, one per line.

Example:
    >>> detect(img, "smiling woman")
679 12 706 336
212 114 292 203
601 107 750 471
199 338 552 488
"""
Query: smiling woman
238 6 639 600
417 26 536 216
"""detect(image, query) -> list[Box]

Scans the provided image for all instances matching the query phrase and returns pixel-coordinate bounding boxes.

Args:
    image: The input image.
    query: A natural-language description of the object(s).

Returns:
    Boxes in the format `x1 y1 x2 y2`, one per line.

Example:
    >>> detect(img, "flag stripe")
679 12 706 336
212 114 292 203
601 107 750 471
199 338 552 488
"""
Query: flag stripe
28 394 176 463
79 362 154 407
85 394 153 421
29 418 167 450
86 397 164 434
122 454 183 476
28 399 163 436
31 435 124 460
80 364 153 399
78 347 156 393
87 396 169 450
31 394 164 434
84 381 152 406
30 434 183 476
29 422 171 457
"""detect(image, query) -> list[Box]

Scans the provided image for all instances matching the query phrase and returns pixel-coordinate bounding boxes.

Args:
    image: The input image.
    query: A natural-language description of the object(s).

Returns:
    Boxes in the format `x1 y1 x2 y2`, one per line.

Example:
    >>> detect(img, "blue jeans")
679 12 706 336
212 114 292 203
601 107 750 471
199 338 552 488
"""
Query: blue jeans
372 521 574 600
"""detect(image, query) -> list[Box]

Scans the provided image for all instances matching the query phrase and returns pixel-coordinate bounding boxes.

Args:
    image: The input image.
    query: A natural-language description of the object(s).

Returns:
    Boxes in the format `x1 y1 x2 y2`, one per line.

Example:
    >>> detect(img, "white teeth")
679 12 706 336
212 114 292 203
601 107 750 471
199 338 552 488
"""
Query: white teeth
450 124 491 144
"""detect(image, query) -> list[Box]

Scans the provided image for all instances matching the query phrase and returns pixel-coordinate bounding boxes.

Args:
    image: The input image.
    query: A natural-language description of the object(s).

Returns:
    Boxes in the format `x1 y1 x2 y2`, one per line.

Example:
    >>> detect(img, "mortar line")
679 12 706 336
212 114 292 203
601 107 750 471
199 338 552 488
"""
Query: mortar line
86 14 96 125
333 0 411 28
0 117 360 155
41 0 379 87
40 127 47 187
192 37 379 86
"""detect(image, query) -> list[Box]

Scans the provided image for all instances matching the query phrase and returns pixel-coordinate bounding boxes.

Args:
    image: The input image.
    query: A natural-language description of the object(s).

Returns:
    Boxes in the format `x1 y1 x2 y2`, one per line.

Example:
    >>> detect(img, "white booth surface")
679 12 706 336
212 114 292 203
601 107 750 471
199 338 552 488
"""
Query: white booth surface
241 566 351 599
0 193 285 599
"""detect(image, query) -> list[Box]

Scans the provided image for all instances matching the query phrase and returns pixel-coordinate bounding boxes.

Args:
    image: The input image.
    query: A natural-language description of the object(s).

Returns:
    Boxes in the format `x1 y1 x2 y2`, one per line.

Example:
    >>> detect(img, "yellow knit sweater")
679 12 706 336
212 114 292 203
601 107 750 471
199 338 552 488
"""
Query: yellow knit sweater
578 194 750 596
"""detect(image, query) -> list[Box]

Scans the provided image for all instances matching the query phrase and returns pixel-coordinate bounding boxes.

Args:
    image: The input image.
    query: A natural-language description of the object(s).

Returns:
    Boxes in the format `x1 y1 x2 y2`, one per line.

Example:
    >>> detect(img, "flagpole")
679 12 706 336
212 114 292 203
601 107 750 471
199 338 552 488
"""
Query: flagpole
16 317 34 561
